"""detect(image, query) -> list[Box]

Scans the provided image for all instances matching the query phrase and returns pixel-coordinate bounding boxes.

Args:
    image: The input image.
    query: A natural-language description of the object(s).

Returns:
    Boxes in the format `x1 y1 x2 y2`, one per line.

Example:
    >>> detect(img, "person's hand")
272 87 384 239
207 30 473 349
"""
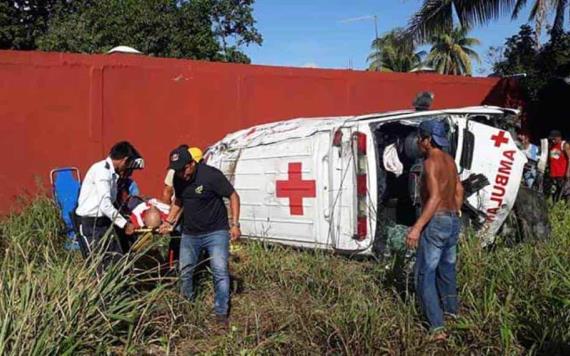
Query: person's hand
230 225 241 241
124 223 135 235
406 226 421 249
158 222 174 235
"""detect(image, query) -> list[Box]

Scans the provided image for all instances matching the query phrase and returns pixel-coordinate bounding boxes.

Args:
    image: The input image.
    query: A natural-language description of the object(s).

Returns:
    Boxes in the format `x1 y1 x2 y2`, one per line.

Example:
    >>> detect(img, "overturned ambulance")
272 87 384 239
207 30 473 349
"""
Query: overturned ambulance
205 106 549 257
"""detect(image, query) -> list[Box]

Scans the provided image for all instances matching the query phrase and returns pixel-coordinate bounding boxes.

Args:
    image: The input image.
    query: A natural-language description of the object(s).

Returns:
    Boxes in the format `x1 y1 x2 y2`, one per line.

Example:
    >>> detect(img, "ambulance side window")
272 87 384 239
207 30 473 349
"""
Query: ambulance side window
460 129 475 170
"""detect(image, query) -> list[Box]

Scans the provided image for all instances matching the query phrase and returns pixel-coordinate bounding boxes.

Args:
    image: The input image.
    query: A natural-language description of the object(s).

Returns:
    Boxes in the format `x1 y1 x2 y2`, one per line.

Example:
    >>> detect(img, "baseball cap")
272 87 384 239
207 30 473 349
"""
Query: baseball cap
168 146 193 171
188 147 203 162
549 129 562 138
418 119 450 148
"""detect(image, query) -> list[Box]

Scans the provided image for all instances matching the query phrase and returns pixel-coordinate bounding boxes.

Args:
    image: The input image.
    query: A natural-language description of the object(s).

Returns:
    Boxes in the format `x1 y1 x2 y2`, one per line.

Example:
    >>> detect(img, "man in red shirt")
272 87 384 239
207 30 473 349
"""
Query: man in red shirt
548 130 570 200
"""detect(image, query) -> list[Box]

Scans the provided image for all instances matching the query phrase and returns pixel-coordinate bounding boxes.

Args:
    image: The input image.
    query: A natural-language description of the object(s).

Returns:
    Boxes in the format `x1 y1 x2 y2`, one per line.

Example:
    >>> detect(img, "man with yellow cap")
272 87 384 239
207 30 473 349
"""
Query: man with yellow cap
161 145 203 203
161 145 203 268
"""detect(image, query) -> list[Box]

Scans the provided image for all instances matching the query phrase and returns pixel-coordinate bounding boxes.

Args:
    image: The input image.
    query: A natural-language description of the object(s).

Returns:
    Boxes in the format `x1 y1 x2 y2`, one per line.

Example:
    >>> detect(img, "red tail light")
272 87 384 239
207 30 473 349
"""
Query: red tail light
357 216 367 240
353 131 368 241
353 132 367 155
356 174 367 197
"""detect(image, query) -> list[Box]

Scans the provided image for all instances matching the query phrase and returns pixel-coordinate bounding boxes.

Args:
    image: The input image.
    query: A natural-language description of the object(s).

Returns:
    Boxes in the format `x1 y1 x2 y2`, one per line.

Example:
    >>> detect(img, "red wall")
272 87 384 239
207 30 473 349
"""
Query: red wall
0 50 513 214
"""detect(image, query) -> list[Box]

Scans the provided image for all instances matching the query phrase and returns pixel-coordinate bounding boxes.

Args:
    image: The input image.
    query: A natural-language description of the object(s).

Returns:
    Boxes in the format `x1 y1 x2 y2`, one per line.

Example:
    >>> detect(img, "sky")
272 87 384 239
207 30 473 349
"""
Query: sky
243 0 535 76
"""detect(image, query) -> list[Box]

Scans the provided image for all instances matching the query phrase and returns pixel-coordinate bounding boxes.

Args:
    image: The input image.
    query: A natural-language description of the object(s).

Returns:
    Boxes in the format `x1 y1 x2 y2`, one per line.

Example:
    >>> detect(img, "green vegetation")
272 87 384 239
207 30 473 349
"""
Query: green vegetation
407 0 569 43
0 0 262 63
367 28 425 72
367 26 480 76
1 197 569 354
426 26 480 76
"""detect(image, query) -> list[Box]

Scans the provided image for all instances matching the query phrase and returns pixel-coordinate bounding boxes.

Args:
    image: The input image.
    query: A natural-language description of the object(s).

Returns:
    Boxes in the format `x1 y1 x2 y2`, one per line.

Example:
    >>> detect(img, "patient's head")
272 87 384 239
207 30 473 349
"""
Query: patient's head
143 206 162 228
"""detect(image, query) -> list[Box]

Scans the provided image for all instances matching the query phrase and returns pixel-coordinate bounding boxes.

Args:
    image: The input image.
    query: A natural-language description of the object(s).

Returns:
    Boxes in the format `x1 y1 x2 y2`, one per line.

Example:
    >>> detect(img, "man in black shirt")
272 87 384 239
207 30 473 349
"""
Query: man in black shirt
159 147 241 324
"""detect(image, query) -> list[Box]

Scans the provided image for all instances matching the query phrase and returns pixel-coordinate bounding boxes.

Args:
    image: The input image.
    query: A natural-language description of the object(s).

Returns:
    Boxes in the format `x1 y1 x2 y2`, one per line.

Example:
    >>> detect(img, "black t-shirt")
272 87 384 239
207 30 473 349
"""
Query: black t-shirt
173 163 235 235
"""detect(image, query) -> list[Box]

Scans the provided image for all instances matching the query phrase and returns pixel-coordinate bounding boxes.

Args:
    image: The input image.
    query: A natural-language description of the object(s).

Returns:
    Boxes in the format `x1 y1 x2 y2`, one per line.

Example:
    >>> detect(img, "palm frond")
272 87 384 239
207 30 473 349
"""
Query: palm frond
512 0 529 19
406 0 454 43
551 0 567 38
408 0 519 43
462 47 481 63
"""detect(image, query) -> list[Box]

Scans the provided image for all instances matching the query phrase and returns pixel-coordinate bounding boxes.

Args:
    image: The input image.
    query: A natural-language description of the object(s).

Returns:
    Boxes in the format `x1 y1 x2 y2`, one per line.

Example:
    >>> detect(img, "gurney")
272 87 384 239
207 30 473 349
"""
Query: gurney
50 167 82 250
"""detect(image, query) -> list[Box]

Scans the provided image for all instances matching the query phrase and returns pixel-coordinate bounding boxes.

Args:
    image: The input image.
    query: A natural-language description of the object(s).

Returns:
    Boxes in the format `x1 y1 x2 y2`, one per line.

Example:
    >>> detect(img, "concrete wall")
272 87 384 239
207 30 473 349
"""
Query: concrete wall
0 50 516 214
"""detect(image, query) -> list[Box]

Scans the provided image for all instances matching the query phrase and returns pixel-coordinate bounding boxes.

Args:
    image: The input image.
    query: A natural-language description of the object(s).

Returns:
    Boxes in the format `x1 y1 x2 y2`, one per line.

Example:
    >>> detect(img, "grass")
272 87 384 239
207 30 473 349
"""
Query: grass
0 196 569 354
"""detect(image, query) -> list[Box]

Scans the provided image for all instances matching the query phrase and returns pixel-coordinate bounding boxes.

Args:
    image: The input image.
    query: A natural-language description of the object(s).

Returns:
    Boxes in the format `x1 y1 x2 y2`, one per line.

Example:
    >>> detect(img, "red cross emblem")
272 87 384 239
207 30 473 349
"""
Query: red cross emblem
491 130 509 147
276 162 316 215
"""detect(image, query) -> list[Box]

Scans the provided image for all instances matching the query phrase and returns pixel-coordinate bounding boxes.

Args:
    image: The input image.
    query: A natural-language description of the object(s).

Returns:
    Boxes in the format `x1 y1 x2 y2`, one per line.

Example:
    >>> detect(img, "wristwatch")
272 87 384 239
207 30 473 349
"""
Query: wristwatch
231 222 240 228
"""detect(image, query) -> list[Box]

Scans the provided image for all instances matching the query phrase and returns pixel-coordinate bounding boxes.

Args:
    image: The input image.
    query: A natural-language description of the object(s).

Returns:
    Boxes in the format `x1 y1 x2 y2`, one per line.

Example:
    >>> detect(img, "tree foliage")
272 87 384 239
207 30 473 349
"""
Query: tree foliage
491 25 570 100
407 0 569 43
0 0 262 63
426 26 480 75
367 28 425 72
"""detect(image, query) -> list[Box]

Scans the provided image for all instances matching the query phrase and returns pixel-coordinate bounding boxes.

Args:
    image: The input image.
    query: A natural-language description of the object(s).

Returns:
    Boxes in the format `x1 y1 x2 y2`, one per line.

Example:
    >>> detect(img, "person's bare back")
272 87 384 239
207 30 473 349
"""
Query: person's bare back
421 149 460 212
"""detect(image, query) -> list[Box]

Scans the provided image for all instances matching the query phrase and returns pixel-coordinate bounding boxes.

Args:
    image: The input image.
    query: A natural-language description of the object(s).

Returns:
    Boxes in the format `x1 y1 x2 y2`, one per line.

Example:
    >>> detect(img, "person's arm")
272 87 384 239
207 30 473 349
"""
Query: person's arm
454 175 464 212
94 170 131 232
159 197 182 234
229 191 241 241
406 159 441 249
160 169 175 203
564 142 570 178
211 168 241 241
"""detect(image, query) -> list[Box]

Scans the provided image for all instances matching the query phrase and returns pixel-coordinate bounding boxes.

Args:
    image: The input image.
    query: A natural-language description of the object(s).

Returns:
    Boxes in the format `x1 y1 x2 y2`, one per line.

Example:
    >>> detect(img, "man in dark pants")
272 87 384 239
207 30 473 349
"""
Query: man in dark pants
76 141 139 269
547 130 570 201
406 120 464 341
159 147 241 326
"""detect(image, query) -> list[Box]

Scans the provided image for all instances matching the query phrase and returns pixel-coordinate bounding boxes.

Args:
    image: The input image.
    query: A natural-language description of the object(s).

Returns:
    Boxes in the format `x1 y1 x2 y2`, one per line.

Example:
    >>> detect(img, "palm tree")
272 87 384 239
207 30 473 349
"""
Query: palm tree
512 0 568 42
367 28 426 72
426 26 481 75
407 0 569 43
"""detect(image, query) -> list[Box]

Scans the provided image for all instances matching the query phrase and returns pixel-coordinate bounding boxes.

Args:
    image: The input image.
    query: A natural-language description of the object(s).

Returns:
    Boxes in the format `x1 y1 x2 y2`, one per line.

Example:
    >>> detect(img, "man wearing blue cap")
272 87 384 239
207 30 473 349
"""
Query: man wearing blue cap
406 119 464 340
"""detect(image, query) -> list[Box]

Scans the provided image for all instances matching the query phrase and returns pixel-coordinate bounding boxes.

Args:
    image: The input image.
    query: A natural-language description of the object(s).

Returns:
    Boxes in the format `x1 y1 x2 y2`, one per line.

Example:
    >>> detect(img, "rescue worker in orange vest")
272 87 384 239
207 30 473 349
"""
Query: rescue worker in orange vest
547 130 570 200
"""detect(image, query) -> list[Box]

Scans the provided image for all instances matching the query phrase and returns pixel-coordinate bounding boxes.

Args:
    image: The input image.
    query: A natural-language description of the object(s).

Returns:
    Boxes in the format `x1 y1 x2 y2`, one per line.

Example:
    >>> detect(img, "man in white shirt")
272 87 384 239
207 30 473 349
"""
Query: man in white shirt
76 141 141 266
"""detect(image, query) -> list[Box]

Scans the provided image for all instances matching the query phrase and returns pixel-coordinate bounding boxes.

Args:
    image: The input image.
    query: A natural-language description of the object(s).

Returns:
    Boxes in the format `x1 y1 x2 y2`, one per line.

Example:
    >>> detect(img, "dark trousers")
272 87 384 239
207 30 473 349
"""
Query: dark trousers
546 177 570 201
79 216 124 271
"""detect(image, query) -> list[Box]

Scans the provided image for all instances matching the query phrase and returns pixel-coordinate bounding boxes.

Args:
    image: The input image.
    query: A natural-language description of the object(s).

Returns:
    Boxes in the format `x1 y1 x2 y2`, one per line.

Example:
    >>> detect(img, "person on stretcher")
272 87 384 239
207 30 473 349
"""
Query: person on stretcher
128 197 171 230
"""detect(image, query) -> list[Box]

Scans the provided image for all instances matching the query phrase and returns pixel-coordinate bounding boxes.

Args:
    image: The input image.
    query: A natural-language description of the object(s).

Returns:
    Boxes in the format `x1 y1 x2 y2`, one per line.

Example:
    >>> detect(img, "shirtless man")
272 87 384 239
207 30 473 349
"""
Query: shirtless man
406 119 464 340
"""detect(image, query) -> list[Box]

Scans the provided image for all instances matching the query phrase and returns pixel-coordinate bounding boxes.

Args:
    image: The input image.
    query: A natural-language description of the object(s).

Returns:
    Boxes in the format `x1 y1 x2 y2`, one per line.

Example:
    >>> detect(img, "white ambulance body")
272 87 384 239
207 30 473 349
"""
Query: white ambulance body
205 106 528 256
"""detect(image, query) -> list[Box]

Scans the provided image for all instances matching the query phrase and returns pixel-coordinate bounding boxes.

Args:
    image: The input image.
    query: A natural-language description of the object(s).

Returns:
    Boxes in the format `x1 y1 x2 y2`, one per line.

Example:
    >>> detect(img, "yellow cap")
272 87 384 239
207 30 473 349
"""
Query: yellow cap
188 147 203 162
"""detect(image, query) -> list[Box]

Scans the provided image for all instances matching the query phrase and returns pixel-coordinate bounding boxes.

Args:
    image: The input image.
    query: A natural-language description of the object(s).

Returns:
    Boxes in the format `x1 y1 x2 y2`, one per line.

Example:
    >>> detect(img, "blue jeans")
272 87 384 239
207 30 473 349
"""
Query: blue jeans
415 212 460 331
179 230 230 316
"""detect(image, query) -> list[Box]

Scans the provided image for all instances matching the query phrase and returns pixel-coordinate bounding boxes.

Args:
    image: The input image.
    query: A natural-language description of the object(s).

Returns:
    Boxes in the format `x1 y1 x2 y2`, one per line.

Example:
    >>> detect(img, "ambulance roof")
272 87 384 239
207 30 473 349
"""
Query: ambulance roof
213 106 517 150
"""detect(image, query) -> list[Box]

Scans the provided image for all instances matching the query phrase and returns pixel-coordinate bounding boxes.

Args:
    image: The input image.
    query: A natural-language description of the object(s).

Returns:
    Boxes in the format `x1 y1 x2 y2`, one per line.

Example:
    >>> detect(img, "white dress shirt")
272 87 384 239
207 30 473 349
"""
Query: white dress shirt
76 157 128 228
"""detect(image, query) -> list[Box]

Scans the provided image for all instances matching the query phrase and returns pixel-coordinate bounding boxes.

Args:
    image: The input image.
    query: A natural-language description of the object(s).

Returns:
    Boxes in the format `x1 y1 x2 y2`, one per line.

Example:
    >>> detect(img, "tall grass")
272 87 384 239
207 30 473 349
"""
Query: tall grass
0 198 179 354
0 197 569 354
